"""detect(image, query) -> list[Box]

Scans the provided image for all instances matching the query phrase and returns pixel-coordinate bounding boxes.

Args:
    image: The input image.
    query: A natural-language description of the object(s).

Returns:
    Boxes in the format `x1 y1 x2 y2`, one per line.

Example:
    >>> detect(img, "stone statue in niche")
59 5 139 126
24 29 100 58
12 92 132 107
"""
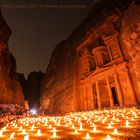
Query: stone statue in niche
122 2 140 90
92 45 110 68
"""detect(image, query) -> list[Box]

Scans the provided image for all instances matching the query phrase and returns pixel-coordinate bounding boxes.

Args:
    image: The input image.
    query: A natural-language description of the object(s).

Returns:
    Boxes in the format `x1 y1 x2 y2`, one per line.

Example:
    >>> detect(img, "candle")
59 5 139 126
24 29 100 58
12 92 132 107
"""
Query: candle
80 124 82 130
37 129 41 136
22 129 26 134
93 127 96 132
106 135 111 140
126 120 129 127
2 127 6 131
52 129 56 138
10 132 15 139
72 125 75 129
31 125 34 131
92 123 95 127
19 126 22 131
74 129 78 134
114 128 118 135
0 130 3 136
86 133 90 139
108 124 111 128
15 124 18 128
24 135 29 140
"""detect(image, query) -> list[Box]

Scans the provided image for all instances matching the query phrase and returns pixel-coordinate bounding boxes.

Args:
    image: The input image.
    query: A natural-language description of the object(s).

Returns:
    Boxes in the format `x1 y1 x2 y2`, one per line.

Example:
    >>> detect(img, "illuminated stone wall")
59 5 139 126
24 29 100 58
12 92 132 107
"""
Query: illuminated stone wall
40 0 140 114
0 10 24 106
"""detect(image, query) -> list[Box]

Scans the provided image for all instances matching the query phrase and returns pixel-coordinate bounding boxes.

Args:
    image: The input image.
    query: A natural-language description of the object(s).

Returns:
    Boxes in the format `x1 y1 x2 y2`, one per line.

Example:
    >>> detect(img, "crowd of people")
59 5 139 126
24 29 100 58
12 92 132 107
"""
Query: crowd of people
0 104 28 128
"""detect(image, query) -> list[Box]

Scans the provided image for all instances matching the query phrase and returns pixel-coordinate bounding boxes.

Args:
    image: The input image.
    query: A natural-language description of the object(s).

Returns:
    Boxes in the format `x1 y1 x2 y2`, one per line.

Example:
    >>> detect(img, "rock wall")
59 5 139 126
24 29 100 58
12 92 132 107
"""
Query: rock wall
40 0 140 114
18 71 44 109
0 10 24 106
26 71 44 109
122 0 140 103
40 43 76 114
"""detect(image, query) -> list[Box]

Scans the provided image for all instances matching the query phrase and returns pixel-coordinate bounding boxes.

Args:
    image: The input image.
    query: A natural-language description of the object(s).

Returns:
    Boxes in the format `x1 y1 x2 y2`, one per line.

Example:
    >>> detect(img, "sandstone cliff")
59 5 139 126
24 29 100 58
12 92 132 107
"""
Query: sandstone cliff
18 71 44 109
0 10 24 106
40 0 140 114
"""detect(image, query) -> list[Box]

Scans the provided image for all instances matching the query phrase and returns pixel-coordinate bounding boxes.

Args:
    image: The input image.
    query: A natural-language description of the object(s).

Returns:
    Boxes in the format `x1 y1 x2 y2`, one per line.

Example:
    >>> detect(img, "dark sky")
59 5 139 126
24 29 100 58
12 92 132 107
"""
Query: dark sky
1 0 93 77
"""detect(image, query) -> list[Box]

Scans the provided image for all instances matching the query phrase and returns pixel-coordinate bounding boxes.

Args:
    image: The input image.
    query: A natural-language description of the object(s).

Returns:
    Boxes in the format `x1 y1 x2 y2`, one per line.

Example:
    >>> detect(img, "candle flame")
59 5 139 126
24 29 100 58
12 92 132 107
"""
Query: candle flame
24 135 29 140
114 128 118 135
108 123 111 128
31 125 34 131
74 129 78 134
22 129 26 134
106 135 111 140
80 124 82 130
52 131 56 138
92 123 95 127
72 125 75 128
0 130 3 136
126 120 129 127
93 127 96 132
53 128 56 132
86 133 90 139
2 127 6 131
10 132 15 139
19 126 22 131
37 129 41 136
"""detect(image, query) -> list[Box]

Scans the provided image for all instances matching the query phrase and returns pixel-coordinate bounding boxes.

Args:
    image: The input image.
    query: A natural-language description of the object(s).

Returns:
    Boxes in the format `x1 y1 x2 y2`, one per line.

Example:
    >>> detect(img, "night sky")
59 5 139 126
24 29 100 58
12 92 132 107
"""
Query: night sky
1 0 93 77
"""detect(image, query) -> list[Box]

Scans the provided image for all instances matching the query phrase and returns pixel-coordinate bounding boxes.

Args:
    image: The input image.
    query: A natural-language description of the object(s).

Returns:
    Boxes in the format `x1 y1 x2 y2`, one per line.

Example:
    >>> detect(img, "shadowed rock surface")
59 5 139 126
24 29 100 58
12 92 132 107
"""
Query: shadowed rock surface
0 10 24 106
18 71 44 109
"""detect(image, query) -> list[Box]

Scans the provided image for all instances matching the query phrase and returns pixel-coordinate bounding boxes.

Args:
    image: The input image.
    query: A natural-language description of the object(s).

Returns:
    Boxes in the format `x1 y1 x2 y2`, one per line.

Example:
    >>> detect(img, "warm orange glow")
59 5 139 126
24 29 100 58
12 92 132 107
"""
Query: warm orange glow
0 130 3 136
2 127 6 131
10 132 15 139
37 129 41 136
22 129 26 134
80 124 82 130
114 128 118 135
24 135 29 140
52 127 57 138
86 133 90 139
106 134 111 140
74 129 78 134
0 107 139 139
19 126 22 131
93 127 96 132
126 120 129 127
31 124 34 131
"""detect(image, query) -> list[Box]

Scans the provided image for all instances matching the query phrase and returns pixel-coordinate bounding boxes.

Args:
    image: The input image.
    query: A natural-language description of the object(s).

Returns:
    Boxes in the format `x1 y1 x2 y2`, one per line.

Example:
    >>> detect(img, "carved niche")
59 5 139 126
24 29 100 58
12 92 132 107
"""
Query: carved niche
92 45 110 68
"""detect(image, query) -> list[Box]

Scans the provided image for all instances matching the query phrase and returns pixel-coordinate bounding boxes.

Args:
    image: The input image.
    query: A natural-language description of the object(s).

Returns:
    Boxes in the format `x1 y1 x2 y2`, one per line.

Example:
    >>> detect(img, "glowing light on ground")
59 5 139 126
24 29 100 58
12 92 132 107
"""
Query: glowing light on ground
10 132 15 139
37 129 41 136
114 128 118 135
86 132 90 139
52 128 57 138
24 135 29 140
0 107 140 139
0 130 3 136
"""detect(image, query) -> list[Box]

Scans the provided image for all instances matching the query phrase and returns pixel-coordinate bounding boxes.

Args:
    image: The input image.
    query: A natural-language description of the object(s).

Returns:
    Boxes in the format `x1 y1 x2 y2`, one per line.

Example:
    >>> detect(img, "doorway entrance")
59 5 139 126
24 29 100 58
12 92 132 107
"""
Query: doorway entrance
111 87 119 105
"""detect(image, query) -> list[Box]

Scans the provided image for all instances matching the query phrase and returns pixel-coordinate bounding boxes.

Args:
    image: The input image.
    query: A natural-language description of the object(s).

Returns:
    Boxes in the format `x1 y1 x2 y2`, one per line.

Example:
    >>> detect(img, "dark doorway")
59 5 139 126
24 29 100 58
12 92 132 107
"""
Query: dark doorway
93 84 98 109
111 87 119 105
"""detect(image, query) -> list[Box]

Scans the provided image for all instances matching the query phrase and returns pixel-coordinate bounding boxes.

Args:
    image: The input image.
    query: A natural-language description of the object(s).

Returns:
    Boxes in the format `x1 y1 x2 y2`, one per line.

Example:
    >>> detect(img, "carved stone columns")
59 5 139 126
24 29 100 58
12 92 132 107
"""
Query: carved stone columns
113 74 124 106
95 81 101 109
106 77 114 108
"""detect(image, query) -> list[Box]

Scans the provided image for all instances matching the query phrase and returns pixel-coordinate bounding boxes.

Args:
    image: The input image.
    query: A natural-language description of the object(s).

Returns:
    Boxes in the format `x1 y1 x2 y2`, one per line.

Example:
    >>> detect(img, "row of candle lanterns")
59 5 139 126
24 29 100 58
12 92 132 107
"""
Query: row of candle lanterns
0 107 140 139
